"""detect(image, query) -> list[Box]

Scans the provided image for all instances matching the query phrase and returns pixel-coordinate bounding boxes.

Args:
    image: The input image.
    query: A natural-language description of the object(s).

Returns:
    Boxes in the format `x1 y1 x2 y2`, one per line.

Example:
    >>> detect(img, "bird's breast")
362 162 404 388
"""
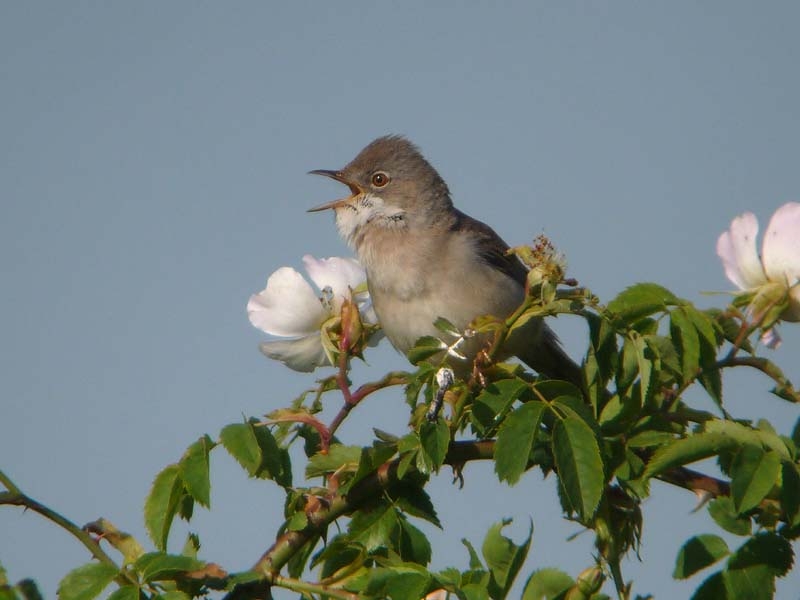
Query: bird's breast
356 227 525 355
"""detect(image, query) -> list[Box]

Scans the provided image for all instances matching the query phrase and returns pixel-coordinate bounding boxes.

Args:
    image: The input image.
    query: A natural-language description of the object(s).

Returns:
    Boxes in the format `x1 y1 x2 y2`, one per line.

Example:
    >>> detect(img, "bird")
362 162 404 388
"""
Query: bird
307 135 581 385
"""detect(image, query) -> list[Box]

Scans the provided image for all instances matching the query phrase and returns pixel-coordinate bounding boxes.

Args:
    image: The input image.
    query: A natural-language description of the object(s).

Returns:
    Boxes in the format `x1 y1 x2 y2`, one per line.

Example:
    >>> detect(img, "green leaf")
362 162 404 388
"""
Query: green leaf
673 534 729 579
154 592 192 600
362 565 431 600
219 421 290 484
347 502 396 553
407 336 447 365
219 423 261 476
585 312 618 387
144 464 184 550
462 538 485 570
781 461 800 527
398 518 432 565
704 420 791 460
607 283 679 324
707 497 752 536
133 552 203 583
419 418 450 472
616 336 639 392
644 433 739 479
632 333 652 406
670 307 701 384
472 379 529 437
727 532 793 577
251 422 292 486
495 401 545 484
306 444 361 478
106 587 141 600
521 568 574 600
179 435 213 508
730 447 781 514
433 316 461 337
394 485 441 528
482 519 532 600
57 563 118 600
552 416 604 521
721 566 774 600
691 571 727 600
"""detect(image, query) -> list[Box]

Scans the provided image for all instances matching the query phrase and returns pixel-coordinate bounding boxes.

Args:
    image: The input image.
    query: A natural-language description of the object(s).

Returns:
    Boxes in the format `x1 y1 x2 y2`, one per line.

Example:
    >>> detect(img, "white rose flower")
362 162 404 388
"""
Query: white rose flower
716 202 800 348
247 255 378 371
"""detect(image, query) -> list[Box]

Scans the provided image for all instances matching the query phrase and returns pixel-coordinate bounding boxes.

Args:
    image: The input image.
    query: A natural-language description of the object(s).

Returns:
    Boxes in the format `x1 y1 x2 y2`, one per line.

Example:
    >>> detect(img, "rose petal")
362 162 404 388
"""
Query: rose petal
762 202 800 287
303 255 366 301
247 267 325 337
259 334 330 372
716 212 767 290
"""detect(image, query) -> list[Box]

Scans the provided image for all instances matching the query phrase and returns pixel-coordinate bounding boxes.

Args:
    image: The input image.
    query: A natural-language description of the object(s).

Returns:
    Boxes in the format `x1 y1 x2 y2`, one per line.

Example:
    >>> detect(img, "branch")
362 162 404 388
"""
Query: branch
716 355 799 402
0 468 134 585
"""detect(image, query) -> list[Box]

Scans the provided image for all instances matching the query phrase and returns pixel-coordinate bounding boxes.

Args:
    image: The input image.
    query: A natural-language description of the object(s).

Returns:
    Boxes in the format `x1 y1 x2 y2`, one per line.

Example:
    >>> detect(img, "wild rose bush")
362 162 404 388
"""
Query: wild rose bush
2 204 799 600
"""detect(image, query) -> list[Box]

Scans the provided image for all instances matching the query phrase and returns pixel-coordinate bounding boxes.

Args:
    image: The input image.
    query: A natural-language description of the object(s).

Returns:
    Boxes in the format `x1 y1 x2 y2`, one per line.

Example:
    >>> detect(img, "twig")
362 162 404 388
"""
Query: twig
0 468 134 585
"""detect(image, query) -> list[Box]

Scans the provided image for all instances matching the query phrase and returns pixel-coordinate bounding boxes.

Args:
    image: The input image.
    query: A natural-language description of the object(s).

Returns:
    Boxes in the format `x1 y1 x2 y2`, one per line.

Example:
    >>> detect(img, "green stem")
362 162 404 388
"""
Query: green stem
271 574 359 599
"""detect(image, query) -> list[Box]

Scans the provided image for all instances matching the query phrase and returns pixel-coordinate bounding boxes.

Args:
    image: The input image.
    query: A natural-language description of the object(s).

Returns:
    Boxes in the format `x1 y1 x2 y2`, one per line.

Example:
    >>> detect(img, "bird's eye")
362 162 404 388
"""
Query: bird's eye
371 172 389 187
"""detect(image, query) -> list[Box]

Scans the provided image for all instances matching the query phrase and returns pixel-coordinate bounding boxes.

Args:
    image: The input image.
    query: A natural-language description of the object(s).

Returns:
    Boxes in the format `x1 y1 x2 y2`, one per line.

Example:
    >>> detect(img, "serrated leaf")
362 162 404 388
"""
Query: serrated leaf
395 485 441 528
617 336 639 392
219 423 261 475
462 538 484 570
673 534 729 579
251 423 292 485
585 312 618 387
155 592 192 600
134 552 203 583
707 497 752 536
472 379 529 437
57 563 117 600
419 418 450 472
521 568 574 600
705 420 791 460
398 518 432 565
407 336 447 365
730 447 781 514
494 401 545 484
347 502 396 553
179 435 213 508
632 333 652 406
363 565 431 600
670 307 701 384
144 464 184 550
722 566 775 600
306 444 361 478
644 433 739 479
106 587 141 600
482 519 532 600
691 571 726 600
781 461 800 527
552 417 604 521
433 316 461 337
727 532 794 577
607 283 679 324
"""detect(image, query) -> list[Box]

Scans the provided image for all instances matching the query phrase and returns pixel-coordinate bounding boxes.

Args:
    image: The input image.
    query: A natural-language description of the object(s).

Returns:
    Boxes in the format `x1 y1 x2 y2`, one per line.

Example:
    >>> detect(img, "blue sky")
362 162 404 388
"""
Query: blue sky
2 3 799 598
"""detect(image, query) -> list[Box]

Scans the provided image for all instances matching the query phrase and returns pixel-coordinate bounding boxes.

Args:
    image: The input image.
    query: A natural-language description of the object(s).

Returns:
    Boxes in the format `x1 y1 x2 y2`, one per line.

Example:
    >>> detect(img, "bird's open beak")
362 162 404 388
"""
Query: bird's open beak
307 169 362 212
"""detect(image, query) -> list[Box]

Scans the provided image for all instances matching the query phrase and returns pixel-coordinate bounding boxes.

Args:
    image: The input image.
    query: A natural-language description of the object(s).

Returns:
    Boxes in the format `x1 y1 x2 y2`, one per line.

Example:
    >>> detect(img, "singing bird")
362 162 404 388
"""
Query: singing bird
308 135 581 384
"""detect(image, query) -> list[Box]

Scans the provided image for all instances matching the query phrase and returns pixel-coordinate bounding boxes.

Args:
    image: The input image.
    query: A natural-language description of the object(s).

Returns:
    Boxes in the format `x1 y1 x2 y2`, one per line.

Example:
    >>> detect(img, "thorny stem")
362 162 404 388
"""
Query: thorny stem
328 370 408 441
0 469 135 586
228 437 750 599
270 574 359 600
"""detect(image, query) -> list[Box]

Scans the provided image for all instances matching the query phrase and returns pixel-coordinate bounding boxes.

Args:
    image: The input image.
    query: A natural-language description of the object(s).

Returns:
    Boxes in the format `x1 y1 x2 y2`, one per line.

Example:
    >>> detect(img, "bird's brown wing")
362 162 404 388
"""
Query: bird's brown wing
451 209 529 287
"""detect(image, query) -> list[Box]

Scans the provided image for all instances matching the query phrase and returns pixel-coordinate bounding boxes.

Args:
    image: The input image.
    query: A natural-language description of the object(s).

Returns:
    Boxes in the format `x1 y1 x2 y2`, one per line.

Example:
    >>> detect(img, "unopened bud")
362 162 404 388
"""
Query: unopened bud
339 297 363 352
